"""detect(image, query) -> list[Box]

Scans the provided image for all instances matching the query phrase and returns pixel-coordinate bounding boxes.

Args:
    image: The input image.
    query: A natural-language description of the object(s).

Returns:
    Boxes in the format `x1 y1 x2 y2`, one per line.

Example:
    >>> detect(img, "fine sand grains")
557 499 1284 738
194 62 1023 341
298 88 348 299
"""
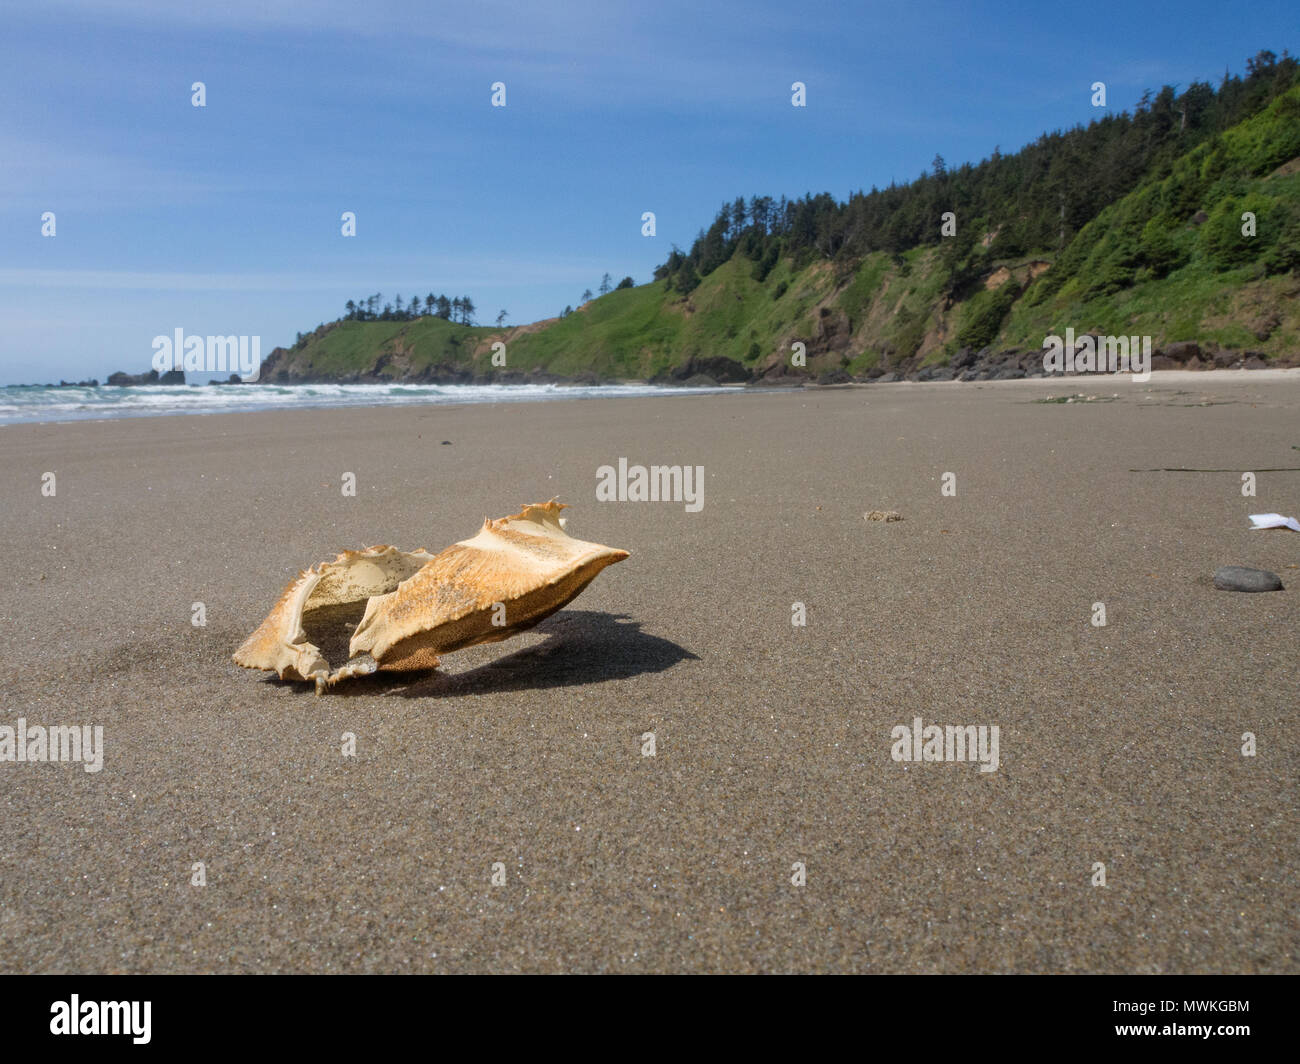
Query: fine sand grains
0 372 1297 973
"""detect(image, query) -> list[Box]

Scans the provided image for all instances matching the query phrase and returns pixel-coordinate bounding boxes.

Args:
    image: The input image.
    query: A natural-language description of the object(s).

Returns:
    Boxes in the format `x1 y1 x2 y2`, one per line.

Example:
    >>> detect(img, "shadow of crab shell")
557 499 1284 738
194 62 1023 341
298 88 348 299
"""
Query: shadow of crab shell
424 628 553 673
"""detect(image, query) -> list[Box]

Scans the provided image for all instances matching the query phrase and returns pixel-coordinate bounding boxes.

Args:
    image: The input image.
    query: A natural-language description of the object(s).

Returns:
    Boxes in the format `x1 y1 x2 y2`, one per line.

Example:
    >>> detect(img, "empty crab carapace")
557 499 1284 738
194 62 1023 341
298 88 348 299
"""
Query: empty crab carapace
232 501 629 692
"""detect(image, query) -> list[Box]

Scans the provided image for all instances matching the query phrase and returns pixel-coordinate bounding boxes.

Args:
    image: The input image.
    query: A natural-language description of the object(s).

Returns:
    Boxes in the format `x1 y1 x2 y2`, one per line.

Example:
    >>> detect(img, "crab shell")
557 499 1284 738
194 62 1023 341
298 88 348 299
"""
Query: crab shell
233 501 629 693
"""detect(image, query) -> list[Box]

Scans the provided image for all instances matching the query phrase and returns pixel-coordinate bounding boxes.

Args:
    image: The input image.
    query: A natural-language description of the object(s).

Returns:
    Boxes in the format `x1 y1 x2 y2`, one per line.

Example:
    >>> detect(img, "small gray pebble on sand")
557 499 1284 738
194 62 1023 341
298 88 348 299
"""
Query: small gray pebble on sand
1213 566 1284 592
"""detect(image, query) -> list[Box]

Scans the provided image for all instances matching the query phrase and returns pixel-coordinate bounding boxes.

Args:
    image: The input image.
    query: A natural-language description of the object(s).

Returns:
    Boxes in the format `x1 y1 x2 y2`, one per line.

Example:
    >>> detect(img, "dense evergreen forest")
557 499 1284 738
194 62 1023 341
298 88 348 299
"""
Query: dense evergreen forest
654 50 1300 295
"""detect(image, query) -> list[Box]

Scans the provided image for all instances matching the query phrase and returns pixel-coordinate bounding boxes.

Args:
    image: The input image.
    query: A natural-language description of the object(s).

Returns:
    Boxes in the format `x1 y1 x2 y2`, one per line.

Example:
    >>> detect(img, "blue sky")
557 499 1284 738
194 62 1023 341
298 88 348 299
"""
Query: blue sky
1 0 1293 384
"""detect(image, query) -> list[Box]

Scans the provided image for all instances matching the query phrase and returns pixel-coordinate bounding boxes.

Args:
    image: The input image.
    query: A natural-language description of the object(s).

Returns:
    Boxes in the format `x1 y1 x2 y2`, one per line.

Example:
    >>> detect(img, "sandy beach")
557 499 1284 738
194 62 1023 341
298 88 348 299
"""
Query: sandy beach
1 371 1297 974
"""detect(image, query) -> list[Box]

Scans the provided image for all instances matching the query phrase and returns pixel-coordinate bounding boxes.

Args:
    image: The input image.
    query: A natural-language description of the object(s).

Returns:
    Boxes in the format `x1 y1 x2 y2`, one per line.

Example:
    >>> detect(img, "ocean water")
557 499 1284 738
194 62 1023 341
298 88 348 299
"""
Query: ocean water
0 381 732 426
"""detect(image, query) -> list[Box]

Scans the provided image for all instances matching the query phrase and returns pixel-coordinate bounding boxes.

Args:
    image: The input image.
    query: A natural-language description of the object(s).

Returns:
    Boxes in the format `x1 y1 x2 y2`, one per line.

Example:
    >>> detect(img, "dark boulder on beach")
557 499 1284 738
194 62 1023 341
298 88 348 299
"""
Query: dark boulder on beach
1154 341 1202 365
652 355 749 385
950 346 977 370
753 359 812 385
1213 566 1284 592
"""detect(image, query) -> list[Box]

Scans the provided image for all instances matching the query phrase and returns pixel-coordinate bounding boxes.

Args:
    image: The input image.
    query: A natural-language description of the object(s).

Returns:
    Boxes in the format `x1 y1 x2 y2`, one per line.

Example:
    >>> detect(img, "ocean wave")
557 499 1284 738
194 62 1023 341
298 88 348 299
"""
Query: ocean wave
0 381 731 425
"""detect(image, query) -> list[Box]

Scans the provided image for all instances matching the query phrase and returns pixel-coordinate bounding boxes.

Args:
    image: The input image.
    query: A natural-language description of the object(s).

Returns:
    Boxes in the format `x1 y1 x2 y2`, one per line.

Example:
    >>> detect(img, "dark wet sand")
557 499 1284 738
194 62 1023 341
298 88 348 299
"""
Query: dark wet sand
1 372 1297 973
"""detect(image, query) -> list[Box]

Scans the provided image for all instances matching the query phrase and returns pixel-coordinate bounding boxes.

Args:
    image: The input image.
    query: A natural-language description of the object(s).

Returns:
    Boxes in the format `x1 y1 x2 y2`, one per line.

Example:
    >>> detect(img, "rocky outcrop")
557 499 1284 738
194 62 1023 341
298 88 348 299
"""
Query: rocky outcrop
106 368 185 386
1149 340 1296 371
856 338 1297 383
651 355 751 385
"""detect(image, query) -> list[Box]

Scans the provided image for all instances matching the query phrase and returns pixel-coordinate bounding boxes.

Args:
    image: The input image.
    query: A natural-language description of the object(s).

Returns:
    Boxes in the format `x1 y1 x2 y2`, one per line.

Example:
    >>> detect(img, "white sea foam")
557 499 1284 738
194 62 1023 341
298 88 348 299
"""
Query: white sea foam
0 381 731 425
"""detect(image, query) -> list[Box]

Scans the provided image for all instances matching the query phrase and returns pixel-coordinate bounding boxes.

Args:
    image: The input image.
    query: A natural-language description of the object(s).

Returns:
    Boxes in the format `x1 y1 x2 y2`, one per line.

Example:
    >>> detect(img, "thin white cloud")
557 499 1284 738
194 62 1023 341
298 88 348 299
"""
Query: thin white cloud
0 132 276 209
26 0 833 110
0 261 602 290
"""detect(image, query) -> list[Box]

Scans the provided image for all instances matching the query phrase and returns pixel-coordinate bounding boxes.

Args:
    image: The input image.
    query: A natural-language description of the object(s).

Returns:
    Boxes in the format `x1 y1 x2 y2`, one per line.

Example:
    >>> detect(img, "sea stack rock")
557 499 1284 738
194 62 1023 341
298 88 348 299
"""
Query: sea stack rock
106 368 185 386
